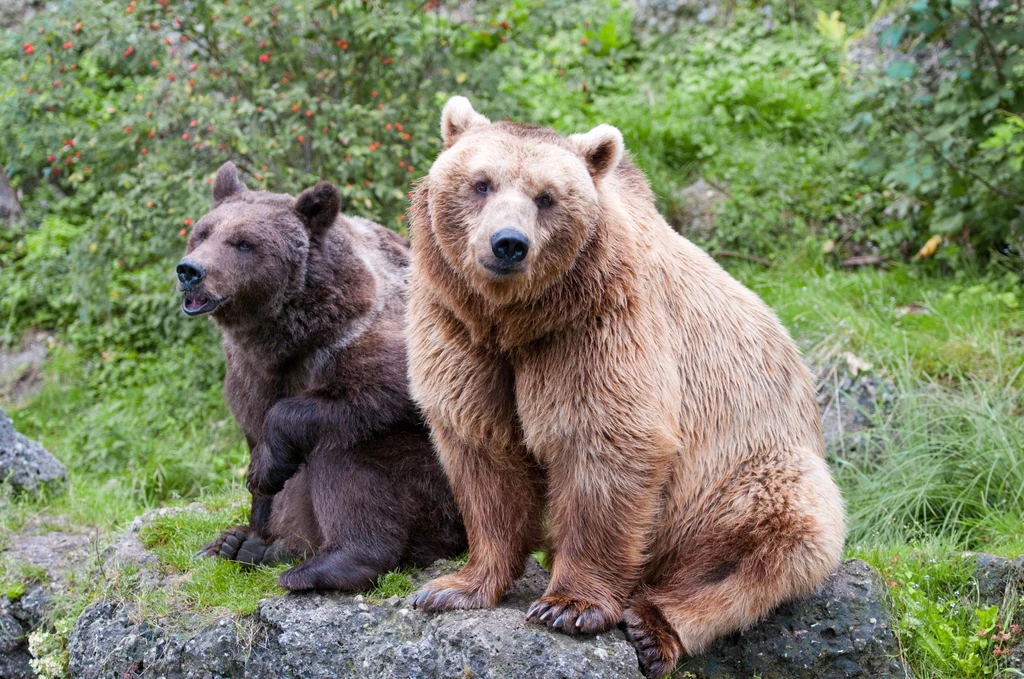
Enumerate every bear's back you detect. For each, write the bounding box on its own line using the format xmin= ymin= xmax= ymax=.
xmin=612 ymin=178 xmax=823 ymax=462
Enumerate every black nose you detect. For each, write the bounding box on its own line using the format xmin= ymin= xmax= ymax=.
xmin=490 ymin=229 xmax=530 ymax=264
xmin=176 ymin=260 xmax=206 ymax=287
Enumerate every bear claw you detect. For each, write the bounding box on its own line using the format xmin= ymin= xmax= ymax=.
xmin=410 ymin=575 xmax=494 ymax=611
xmin=620 ymin=604 xmax=683 ymax=679
xmin=195 ymin=526 xmax=287 ymax=567
xmin=525 ymin=594 xmax=617 ymax=636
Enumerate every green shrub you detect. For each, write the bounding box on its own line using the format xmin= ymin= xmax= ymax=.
xmin=845 ymin=0 xmax=1024 ymax=264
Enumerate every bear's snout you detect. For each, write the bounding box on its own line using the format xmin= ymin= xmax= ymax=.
xmin=490 ymin=229 xmax=530 ymax=266
xmin=177 ymin=259 xmax=207 ymax=289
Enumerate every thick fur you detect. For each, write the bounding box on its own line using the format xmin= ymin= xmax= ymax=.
xmin=406 ymin=99 xmax=845 ymax=676
xmin=180 ymin=162 xmax=466 ymax=591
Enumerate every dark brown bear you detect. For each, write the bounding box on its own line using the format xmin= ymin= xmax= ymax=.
xmin=177 ymin=162 xmax=466 ymax=591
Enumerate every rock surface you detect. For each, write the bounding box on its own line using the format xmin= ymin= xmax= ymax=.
xmin=672 ymin=177 xmax=727 ymax=242
xmin=0 ymin=407 xmax=67 ymax=495
xmin=972 ymin=553 xmax=1024 ymax=670
xmin=67 ymin=539 xmax=908 ymax=679
xmin=0 ymin=166 xmax=22 ymax=224
xmin=813 ymin=355 xmax=894 ymax=457
xmin=0 ymin=332 xmax=48 ymax=404
xmin=1 ymin=518 xmax=94 ymax=679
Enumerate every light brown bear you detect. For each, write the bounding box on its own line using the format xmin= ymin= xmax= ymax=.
xmin=407 ymin=97 xmax=846 ymax=677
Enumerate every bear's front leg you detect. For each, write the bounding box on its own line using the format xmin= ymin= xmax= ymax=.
xmin=407 ymin=307 xmax=544 ymax=612
xmin=410 ymin=422 xmax=545 ymax=611
xmin=519 ymin=324 xmax=678 ymax=636
xmin=525 ymin=441 xmax=670 ymax=635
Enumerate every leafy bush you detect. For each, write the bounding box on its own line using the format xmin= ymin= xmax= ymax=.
xmin=846 ymin=0 xmax=1024 ymax=264
xmin=0 ymin=0 xmax=475 ymax=354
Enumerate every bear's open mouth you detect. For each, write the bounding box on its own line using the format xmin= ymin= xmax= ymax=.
xmin=182 ymin=291 xmax=223 ymax=316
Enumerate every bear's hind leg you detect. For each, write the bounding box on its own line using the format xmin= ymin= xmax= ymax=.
xmin=621 ymin=490 xmax=843 ymax=678
xmin=278 ymin=443 xmax=405 ymax=592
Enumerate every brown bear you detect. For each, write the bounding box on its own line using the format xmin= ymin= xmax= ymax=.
xmin=177 ymin=162 xmax=466 ymax=591
xmin=406 ymin=98 xmax=845 ymax=677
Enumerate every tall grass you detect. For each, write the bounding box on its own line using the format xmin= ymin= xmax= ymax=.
xmin=841 ymin=370 xmax=1024 ymax=554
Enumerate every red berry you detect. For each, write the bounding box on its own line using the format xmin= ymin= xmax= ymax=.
xmin=306 ymin=110 xmax=313 ymax=117
xmin=184 ymin=218 xmax=193 ymax=226
xmin=297 ymin=135 xmax=304 ymax=142
xmin=74 ymin=21 xmax=82 ymax=31
xmin=182 ymin=132 xmax=189 ymax=139
xmin=124 ymin=46 xmax=134 ymax=57
xmin=180 ymin=229 xmax=187 ymax=237
xmin=259 ymin=53 xmax=270 ymax=63
xmin=63 ymin=41 xmax=72 ymax=49
xmin=124 ymin=126 xmax=132 ymax=133
xmin=190 ymin=120 xmax=197 ymax=127
xmin=47 ymin=154 xmax=55 ymax=162
xmin=141 ymin=147 xmax=148 ymax=154
xmin=243 ymin=14 xmax=250 ymax=22
xmin=152 ymin=59 xmax=159 ymax=67
xmin=22 ymin=43 xmax=34 ymax=55
xmin=580 ymin=37 xmax=588 ymax=45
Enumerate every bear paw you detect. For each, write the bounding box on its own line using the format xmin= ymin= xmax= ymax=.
xmin=525 ymin=594 xmax=619 ymax=636
xmin=195 ymin=526 xmax=286 ymax=567
xmin=620 ymin=603 xmax=683 ymax=679
xmin=409 ymin=574 xmax=497 ymax=611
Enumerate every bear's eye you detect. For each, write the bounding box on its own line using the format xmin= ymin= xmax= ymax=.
xmin=535 ymin=192 xmax=553 ymax=209
xmin=235 ymin=240 xmax=252 ymax=252
xmin=474 ymin=180 xmax=491 ymax=196
xmin=196 ymin=230 xmax=209 ymax=242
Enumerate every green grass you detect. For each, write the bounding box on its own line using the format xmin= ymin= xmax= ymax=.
xmin=1 ymin=254 xmax=1022 ymax=678
xmin=856 ymin=545 xmax=1019 ymax=679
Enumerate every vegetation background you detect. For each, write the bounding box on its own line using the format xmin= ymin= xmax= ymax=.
xmin=0 ymin=0 xmax=1022 ymax=676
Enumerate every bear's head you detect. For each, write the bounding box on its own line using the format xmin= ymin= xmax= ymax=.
xmin=416 ymin=96 xmax=624 ymax=304
xmin=176 ymin=162 xmax=341 ymax=326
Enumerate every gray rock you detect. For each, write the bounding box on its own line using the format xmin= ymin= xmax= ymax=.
xmin=971 ymin=553 xmax=1024 ymax=671
xmin=0 ymin=587 xmax=51 ymax=679
xmin=1 ymin=519 xmax=95 ymax=679
xmin=67 ymin=556 xmax=907 ymax=679
xmin=973 ymin=552 xmax=1023 ymax=608
xmin=677 ymin=560 xmax=908 ymax=678
xmin=0 ymin=166 xmax=22 ymax=224
xmin=671 ymin=178 xmax=727 ymax=241
xmin=629 ymin=0 xmax=729 ymax=33
xmin=0 ymin=408 xmax=67 ymax=495
xmin=0 ymin=332 xmax=48 ymax=404
xmin=813 ymin=358 xmax=895 ymax=458
xmin=0 ymin=603 xmax=33 ymax=679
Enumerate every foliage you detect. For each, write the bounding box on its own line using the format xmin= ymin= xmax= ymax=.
xmin=138 ymin=503 xmax=289 ymax=613
xmin=2 ymin=1 xmax=1024 ymax=676
xmin=0 ymin=0 xmax=472 ymax=354
xmin=859 ymin=548 xmax=1020 ymax=678
xmin=845 ymin=0 xmax=1024 ymax=264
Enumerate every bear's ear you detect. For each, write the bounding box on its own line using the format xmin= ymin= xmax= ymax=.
xmin=212 ymin=161 xmax=247 ymax=205
xmin=568 ymin=124 xmax=624 ymax=182
xmin=295 ymin=181 xmax=341 ymax=238
xmin=440 ymin=96 xmax=490 ymax=149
